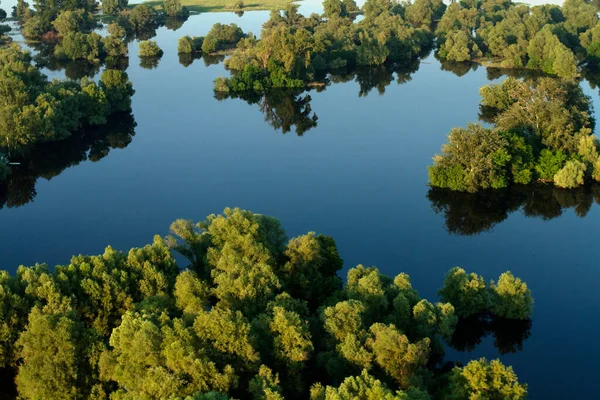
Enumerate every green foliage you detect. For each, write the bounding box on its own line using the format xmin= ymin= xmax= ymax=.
xmin=130 ymin=4 xmax=159 ymax=31
xmin=535 ymin=149 xmax=567 ymax=180
xmin=554 ymin=160 xmax=587 ymax=188
xmin=15 ymin=308 xmax=91 ymax=400
xmin=202 ymin=23 xmax=245 ymax=53
xmin=490 ymin=272 xmax=533 ymax=320
xmin=444 ymin=358 xmax=527 ymax=399
xmin=323 ymin=0 xmax=348 ymax=19
xmin=526 ymin=27 xmax=577 ymax=78
xmin=103 ymin=0 xmax=128 ymax=15
xmin=438 ymin=267 xmax=490 ymax=318
xmin=0 ymin=208 xmax=532 ymax=399
xmin=227 ymin=0 xmax=245 ymax=11
xmin=434 ymin=77 xmax=596 ymax=192
xmin=55 ymin=32 xmax=104 ymax=62
xmin=164 ymin=0 xmax=189 ymax=17
xmin=429 ymin=124 xmax=510 ymax=192
xmin=138 ymin=40 xmax=164 ymax=57
xmin=438 ymin=30 xmax=482 ymax=62
xmin=178 ymin=35 xmax=204 ymax=53
xmin=405 ymin=0 xmax=446 ymax=30
xmin=0 ymin=45 xmax=134 ymax=151
xmin=52 ymin=9 xmax=93 ymax=37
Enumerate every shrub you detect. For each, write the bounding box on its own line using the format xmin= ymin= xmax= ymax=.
xmin=535 ymin=149 xmax=567 ymax=180
xmin=438 ymin=267 xmax=490 ymax=318
xmin=554 ymin=160 xmax=586 ymax=188
xmin=227 ymin=0 xmax=244 ymax=10
xmin=178 ymin=35 xmax=203 ymax=53
xmin=138 ymin=40 xmax=163 ymax=57
xmin=490 ymin=272 xmax=533 ymax=320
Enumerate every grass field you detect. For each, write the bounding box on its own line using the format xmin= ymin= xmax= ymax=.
xmin=141 ymin=0 xmax=298 ymax=14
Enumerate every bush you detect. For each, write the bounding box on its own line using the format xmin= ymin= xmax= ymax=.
xmin=55 ymin=32 xmax=104 ymax=62
xmin=535 ymin=149 xmax=567 ymax=180
xmin=428 ymin=124 xmax=510 ymax=192
xmin=164 ymin=0 xmax=189 ymax=17
xmin=554 ymin=160 xmax=586 ymax=188
xmin=490 ymin=272 xmax=533 ymax=320
xmin=227 ymin=0 xmax=244 ymax=10
xmin=138 ymin=40 xmax=163 ymax=57
xmin=178 ymin=35 xmax=203 ymax=53
xmin=438 ymin=267 xmax=490 ymax=318
xmin=202 ymin=23 xmax=244 ymax=53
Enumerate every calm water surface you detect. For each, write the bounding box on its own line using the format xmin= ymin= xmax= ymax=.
xmin=1 ymin=2 xmax=599 ymax=398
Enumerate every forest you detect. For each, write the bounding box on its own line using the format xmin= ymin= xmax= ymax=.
xmin=0 ymin=208 xmax=534 ymax=399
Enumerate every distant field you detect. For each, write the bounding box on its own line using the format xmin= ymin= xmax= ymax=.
xmin=141 ymin=0 xmax=298 ymax=13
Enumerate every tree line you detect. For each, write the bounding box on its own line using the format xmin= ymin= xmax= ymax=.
xmin=0 ymin=208 xmax=533 ymax=399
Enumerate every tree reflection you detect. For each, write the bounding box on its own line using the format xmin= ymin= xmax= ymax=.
xmin=213 ymin=62 xmax=422 ymax=135
xmin=216 ymin=90 xmax=318 ymax=136
xmin=428 ymin=184 xmax=600 ymax=236
xmin=450 ymin=314 xmax=532 ymax=355
xmin=139 ymin=56 xmax=162 ymax=69
xmin=0 ymin=113 xmax=136 ymax=209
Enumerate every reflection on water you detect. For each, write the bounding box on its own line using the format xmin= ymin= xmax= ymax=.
xmin=0 ymin=113 xmax=136 ymax=210
xmin=428 ymin=184 xmax=600 ymax=235
xmin=213 ymin=61 xmax=423 ymax=135
xmin=450 ymin=314 xmax=532 ymax=355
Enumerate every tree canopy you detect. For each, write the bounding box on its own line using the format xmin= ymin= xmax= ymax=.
xmin=0 ymin=208 xmax=530 ymax=399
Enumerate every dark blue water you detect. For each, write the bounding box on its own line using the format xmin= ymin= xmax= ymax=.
xmin=1 ymin=2 xmax=600 ymax=398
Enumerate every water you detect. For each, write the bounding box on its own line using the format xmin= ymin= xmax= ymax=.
xmin=1 ymin=2 xmax=600 ymax=398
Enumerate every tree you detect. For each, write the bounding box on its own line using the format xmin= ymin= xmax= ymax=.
xmin=367 ymin=323 xmax=430 ymax=388
xmin=138 ymin=40 xmax=163 ymax=57
xmin=554 ymin=160 xmax=587 ymax=188
xmin=438 ymin=29 xmax=482 ymax=62
xmin=164 ymin=0 xmax=188 ymax=18
xmin=54 ymin=32 xmax=104 ymax=62
xmin=16 ymin=308 xmax=92 ymax=400
xmin=103 ymin=0 xmax=128 ymax=15
xmin=405 ymin=0 xmax=446 ymax=30
xmin=438 ymin=267 xmax=490 ymax=318
xmin=130 ymin=4 xmax=159 ymax=30
xmin=52 ymin=9 xmax=93 ymax=37
xmin=490 ymin=272 xmax=533 ymax=320
xmin=323 ymin=0 xmax=348 ymax=19
xmin=99 ymin=69 xmax=135 ymax=113
xmin=444 ymin=358 xmax=527 ymax=399
xmin=428 ymin=124 xmax=511 ymax=192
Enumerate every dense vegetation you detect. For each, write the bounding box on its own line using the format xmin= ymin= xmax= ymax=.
xmin=429 ymin=77 xmax=599 ymax=191
xmin=433 ymin=0 xmax=600 ymax=78
xmin=214 ymin=2 xmax=433 ymax=92
xmin=0 ymin=208 xmax=532 ymax=399
xmin=209 ymin=0 xmax=600 ymax=92
xmin=0 ymin=45 xmax=134 ymax=153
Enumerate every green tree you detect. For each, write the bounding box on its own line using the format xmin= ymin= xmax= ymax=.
xmin=99 ymin=69 xmax=135 ymax=113
xmin=367 ymin=323 xmax=430 ymax=388
xmin=438 ymin=267 xmax=490 ymax=318
xmin=16 ymin=308 xmax=92 ymax=400
xmin=164 ymin=0 xmax=188 ymax=17
xmin=554 ymin=160 xmax=587 ymax=188
xmin=103 ymin=0 xmax=129 ymax=15
xmin=52 ymin=9 xmax=93 ymax=37
xmin=323 ymin=0 xmax=348 ymax=19
xmin=428 ymin=124 xmax=511 ymax=192
xmin=138 ymin=40 xmax=163 ymax=57
xmin=444 ymin=358 xmax=527 ymax=400
xmin=490 ymin=272 xmax=533 ymax=320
